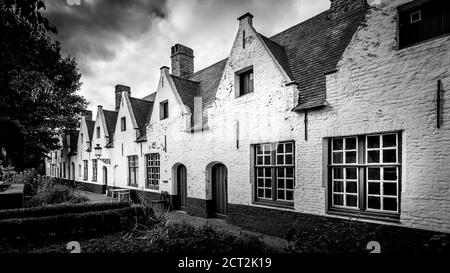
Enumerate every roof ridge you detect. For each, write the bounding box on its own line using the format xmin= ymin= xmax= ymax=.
xmin=102 ymin=109 xmax=118 ymax=113
xmin=190 ymin=58 xmax=228 ymax=78
xmin=129 ymin=96 xmax=154 ymax=103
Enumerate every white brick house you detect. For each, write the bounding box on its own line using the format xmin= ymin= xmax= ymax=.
xmin=46 ymin=0 xmax=450 ymax=234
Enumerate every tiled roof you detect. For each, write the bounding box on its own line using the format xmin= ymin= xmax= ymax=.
xmin=142 ymin=92 xmax=157 ymax=102
xmin=170 ymin=58 xmax=228 ymax=129
xmin=269 ymin=7 xmax=369 ymax=110
xmin=86 ymin=120 xmax=95 ymax=141
xmin=258 ymin=34 xmax=294 ymax=80
xmin=102 ymin=109 xmax=118 ymax=145
xmin=129 ymin=97 xmax=153 ymax=138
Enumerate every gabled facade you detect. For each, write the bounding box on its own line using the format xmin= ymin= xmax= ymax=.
xmin=47 ymin=0 xmax=450 ymax=234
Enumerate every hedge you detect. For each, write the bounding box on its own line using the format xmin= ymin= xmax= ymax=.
xmin=0 ymin=206 xmax=147 ymax=239
xmin=0 ymin=202 xmax=130 ymax=220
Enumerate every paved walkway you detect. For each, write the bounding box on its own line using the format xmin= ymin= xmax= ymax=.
xmin=166 ymin=210 xmax=290 ymax=252
xmin=82 ymin=191 xmax=118 ymax=204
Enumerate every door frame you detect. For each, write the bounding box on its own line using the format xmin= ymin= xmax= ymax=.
xmin=173 ymin=164 xmax=187 ymax=211
xmin=211 ymin=163 xmax=228 ymax=218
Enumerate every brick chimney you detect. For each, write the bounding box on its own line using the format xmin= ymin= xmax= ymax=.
xmin=171 ymin=44 xmax=194 ymax=78
xmin=329 ymin=0 xmax=367 ymax=19
xmin=115 ymin=84 xmax=131 ymax=112
xmin=237 ymin=12 xmax=253 ymax=27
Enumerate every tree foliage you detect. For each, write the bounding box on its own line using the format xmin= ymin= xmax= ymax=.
xmin=0 ymin=0 xmax=87 ymax=169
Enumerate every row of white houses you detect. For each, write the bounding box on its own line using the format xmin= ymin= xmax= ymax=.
xmin=47 ymin=0 xmax=450 ymax=233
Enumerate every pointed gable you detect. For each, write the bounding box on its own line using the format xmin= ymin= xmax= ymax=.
xmin=268 ymin=8 xmax=369 ymax=110
xmin=129 ymin=97 xmax=153 ymax=137
xmin=85 ymin=120 xmax=95 ymax=141
xmin=102 ymin=109 xmax=118 ymax=139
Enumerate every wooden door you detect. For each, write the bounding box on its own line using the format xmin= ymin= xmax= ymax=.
xmin=176 ymin=165 xmax=187 ymax=210
xmin=212 ymin=164 xmax=227 ymax=216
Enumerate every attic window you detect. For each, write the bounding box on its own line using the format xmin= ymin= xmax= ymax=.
xmin=121 ymin=117 xmax=126 ymax=131
xmin=160 ymin=100 xmax=169 ymax=120
xmin=237 ymin=68 xmax=254 ymax=97
xmin=398 ymin=0 xmax=450 ymax=49
xmin=243 ymin=30 xmax=246 ymax=49
xmin=96 ymin=126 xmax=100 ymax=138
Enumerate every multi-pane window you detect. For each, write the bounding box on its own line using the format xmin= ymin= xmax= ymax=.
xmin=238 ymin=69 xmax=254 ymax=96
xmin=255 ymin=141 xmax=294 ymax=205
xmin=128 ymin=155 xmax=138 ymax=186
xmin=329 ymin=132 xmax=401 ymax=216
xmin=399 ymin=0 xmax=450 ymax=49
xmin=92 ymin=159 xmax=98 ymax=182
xmin=160 ymin=100 xmax=169 ymax=120
xmin=121 ymin=117 xmax=126 ymax=131
xmin=83 ymin=160 xmax=88 ymax=181
xmin=145 ymin=153 xmax=160 ymax=188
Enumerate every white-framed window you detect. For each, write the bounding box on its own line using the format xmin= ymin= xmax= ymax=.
xmin=329 ymin=132 xmax=401 ymax=216
xmin=145 ymin=153 xmax=160 ymax=188
xmin=255 ymin=141 xmax=294 ymax=205
xmin=128 ymin=155 xmax=138 ymax=186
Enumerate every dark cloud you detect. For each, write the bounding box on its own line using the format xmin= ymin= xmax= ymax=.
xmin=43 ymin=0 xmax=167 ymax=74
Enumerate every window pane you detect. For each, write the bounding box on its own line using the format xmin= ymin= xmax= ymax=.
xmin=277 ymin=144 xmax=284 ymax=153
xmin=346 ymin=181 xmax=358 ymax=193
xmin=367 ymin=151 xmax=380 ymax=163
xmin=383 ymin=183 xmax=397 ymax=196
xmin=333 ymin=194 xmax=344 ymax=206
xmin=256 ymin=145 xmax=262 ymax=155
xmin=346 ymin=167 xmax=357 ymax=179
xmin=368 ymin=182 xmax=380 ymax=194
xmin=333 ymin=152 xmax=343 ymax=164
xmin=345 ymin=151 xmax=357 ymax=164
xmin=345 ymin=138 xmax=356 ymax=150
xmin=333 ymin=168 xmax=343 ymax=179
xmin=346 ymin=195 xmax=358 ymax=207
xmin=265 ymin=179 xmax=271 ymax=187
xmin=277 ymin=179 xmax=284 ymax=188
xmin=383 ymin=149 xmax=396 ymax=163
xmin=383 ymin=167 xmax=397 ymax=180
xmin=277 ymin=191 xmax=285 ymax=200
xmin=368 ymin=196 xmax=381 ymax=210
xmin=286 ymin=179 xmax=294 ymax=189
xmin=258 ymin=189 xmax=264 ymax=198
xmin=285 ymin=143 xmax=293 ymax=153
xmin=367 ymin=135 xmax=379 ymax=148
xmin=286 ymin=191 xmax=293 ymax=201
xmin=264 ymin=156 xmax=271 ymax=165
xmin=332 ymin=139 xmax=343 ymax=150
xmin=368 ymin=168 xmax=380 ymax=180
xmin=257 ymin=156 xmax=263 ymax=165
xmin=277 ymin=168 xmax=284 ymax=177
xmin=382 ymin=134 xmax=396 ymax=147
xmin=285 ymin=154 xmax=293 ymax=165
xmin=383 ymin=197 xmax=397 ymax=211
xmin=286 ymin=168 xmax=294 ymax=178
xmin=265 ymin=189 xmax=271 ymax=198
xmin=333 ymin=181 xmax=344 ymax=193
xmin=277 ymin=155 xmax=284 ymax=165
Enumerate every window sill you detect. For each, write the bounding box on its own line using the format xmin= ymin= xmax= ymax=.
xmin=128 ymin=184 xmax=138 ymax=188
xmin=253 ymin=200 xmax=294 ymax=210
xmin=146 ymin=185 xmax=159 ymax=190
xmin=398 ymin=33 xmax=450 ymax=51
xmin=326 ymin=208 xmax=400 ymax=223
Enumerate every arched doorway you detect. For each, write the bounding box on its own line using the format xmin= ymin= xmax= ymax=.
xmin=102 ymin=166 xmax=108 ymax=194
xmin=174 ymin=164 xmax=187 ymax=210
xmin=211 ymin=163 xmax=228 ymax=217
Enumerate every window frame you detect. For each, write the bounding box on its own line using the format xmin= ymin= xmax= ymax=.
xmin=128 ymin=155 xmax=138 ymax=187
xmin=96 ymin=126 xmax=100 ymax=138
xmin=253 ymin=141 xmax=295 ymax=208
xmin=327 ymin=132 xmax=402 ymax=220
xmin=160 ymin=100 xmax=169 ymax=120
xmin=121 ymin=117 xmax=126 ymax=131
xmin=92 ymin=159 xmax=98 ymax=182
xmin=145 ymin=153 xmax=160 ymax=189
xmin=398 ymin=0 xmax=450 ymax=49
xmin=83 ymin=160 xmax=88 ymax=181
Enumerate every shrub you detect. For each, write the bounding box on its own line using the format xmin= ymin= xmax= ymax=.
xmin=0 ymin=206 xmax=148 ymax=240
xmin=25 ymin=181 xmax=89 ymax=207
xmin=0 ymin=202 xmax=130 ymax=220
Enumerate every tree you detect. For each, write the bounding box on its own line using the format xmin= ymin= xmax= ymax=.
xmin=0 ymin=0 xmax=87 ymax=170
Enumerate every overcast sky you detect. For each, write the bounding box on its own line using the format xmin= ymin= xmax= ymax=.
xmin=43 ymin=0 xmax=330 ymax=112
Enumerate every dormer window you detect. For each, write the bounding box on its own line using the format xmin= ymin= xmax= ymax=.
xmin=121 ymin=117 xmax=126 ymax=131
xmin=237 ymin=68 xmax=254 ymax=97
xmin=398 ymin=0 xmax=450 ymax=49
xmin=96 ymin=126 xmax=100 ymax=138
xmin=160 ymin=100 xmax=169 ymax=120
